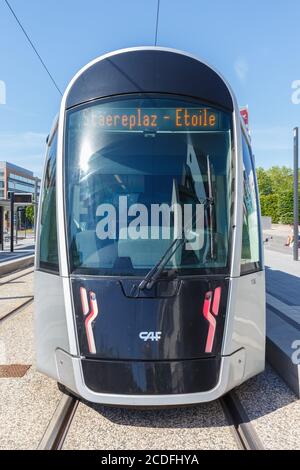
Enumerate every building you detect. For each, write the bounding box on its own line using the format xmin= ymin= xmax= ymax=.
xmin=0 ymin=161 xmax=41 ymax=200
xmin=0 ymin=162 xmax=41 ymax=237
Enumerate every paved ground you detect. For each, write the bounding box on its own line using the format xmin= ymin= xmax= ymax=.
xmin=0 ymin=301 xmax=61 ymax=450
xmin=264 ymin=249 xmax=300 ymax=313
xmin=236 ymin=365 xmax=300 ymax=450
xmin=264 ymin=223 xmax=300 ymax=256
xmin=0 ymin=236 xmax=35 ymax=264
xmin=63 ymin=400 xmax=239 ymax=450
xmin=0 ymin=270 xmax=33 ymax=320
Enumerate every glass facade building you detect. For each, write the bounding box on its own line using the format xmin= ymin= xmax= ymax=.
xmin=0 ymin=161 xmax=41 ymax=201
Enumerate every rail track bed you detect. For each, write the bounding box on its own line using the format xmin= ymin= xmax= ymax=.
xmin=0 ymin=267 xmax=34 ymax=322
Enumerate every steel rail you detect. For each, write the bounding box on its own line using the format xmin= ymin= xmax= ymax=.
xmin=220 ymin=390 xmax=264 ymax=450
xmin=38 ymin=394 xmax=79 ymax=450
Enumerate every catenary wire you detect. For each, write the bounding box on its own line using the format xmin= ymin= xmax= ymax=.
xmin=4 ymin=0 xmax=62 ymax=96
xmin=154 ymin=0 xmax=160 ymax=46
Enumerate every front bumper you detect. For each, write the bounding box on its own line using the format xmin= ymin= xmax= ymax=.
xmin=55 ymin=348 xmax=246 ymax=406
xmin=81 ymin=357 xmax=221 ymax=395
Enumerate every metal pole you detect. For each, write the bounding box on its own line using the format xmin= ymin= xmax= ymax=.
xmin=293 ymin=127 xmax=299 ymax=261
xmin=0 ymin=206 xmax=3 ymax=251
xmin=34 ymin=178 xmax=38 ymax=239
xmin=15 ymin=208 xmax=18 ymax=246
xmin=10 ymin=192 xmax=14 ymax=252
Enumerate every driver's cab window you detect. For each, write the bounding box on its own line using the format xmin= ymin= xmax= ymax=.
xmin=241 ymin=132 xmax=261 ymax=274
xmin=39 ymin=131 xmax=59 ymax=272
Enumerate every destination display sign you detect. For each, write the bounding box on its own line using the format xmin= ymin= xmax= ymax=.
xmin=80 ymin=107 xmax=226 ymax=132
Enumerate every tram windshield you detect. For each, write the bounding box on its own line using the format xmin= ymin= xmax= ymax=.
xmin=65 ymin=95 xmax=233 ymax=276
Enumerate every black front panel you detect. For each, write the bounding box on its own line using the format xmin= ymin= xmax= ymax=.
xmin=72 ymin=277 xmax=229 ymax=361
xmin=66 ymin=49 xmax=233 ymax=111
xmin=82 ymin=357 xmax=221 ymax=395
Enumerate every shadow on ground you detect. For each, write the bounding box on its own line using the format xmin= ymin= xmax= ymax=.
xmin=265 ymin=265 xmax=300 ymax=306
xmin=79 ymin=364 xmax=298 ymax=429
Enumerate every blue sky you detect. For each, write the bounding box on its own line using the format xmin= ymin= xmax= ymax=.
xmin=0 ymin=0 xmax=299 ymax=176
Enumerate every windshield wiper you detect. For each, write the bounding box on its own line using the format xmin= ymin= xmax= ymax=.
xmin=136 ymin=198 xmax=214 ymax=293
xmin=207 ymin=155 xmax=216 ymax=260
xmin=138 ymin=237 xmax=185 ymax=291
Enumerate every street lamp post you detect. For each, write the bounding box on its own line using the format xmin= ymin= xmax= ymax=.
xmin=293 ymin=127 xmax=299 ymax=261
xmin=10 ymin=191 xmax=14 ymax=253
xmin=0 ymin=206 xmax=3 ymax=251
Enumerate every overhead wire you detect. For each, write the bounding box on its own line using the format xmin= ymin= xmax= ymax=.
xmin=154 ymin=0 xmax=160 ymax=46
xmin=4 ymin=0 xmax=62 ymax=96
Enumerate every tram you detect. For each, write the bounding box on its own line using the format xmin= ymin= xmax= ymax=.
xmin=34 ymin=47 xmax=265 ymax=406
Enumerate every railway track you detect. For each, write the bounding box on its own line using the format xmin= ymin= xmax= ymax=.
xmin=220 ymin=390 xmax=263 ymax=450
xmin=0 ymin=268 xmax=34 ymax=286
xmin=0 ymin=297 xmax=34 ymax=323
xmin=37 ymin=395 xmax=79 ymax=450
xmin=38 ymin=390 xmax=263 ymax=450
xmin=0 ymin=267 xmax=34 ymax=322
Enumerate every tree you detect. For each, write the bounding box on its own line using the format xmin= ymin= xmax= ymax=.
xmin=277 ymin=190 xmax=300 ymax=224
xmin=25 ymin=205 xmax=34 ymax=225
xmin=257 ymin=166 xmax=300 ymax=224
xmin=267 ymin=166 xmax=293 ymax=193
xmin=256 ymin=167 xmax=272 ymax=195
xmin=260 ymin=193 xmax=280 ymax=223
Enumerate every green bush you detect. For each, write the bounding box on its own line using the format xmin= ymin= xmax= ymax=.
xmin=260 ymin=193 xmax=280 ymax=223
xmin=257 ymin=166 xmax=300 ymax=225
xmin=257 ymin=167 xmax=272 ymax=195
xmin=277 ymin=190 xmax=299 ymax=224
xmin=25 ymin=205 xmax=34 ymax=224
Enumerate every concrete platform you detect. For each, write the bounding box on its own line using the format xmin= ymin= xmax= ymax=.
xmin=264 ymin=248 xmax=300 ymax=397
xmin=0 ymin=254 xmax=34 ymax=277
xmin=0 ymin=239 xmax=35 ymax=278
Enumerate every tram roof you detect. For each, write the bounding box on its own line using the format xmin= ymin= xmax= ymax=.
xmin=65 ymin=47 xmax=234 ymax=112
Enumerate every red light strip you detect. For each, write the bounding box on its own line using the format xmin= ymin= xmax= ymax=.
xmin=80 ymin=287 xmax=89 ymax=316
xmin=84 ymin=292 xmax=99 ymax=354
xmin=212 ymin=287 xmax=221 ymax=316
xmin=202 ymin=287 xmax=221 ymax=353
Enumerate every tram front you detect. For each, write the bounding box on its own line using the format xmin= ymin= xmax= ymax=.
xmin=36 ymin=48 xmax=265 ymax=406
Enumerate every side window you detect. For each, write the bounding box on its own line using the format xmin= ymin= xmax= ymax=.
xmin=39 ymin=132 xmax=59 ymax=272
xmin=241 ymin=133 xmax=261 ymax=274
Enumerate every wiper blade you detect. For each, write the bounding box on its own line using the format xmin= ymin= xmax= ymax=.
xmin=138 ymin=237 xmax=185 ymax=291
xmin=207 ymin=155 xmax=216 ymax=260
xmin=137 ymin=198 xmax=214 ymax=292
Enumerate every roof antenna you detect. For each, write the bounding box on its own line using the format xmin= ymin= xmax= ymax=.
xmin=154 ymin=0 xmax=160 ymax=46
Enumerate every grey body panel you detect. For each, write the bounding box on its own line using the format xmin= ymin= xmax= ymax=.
xmin=34 ymin=271 xmax=70 ymax=379
xmin=222 ymin=271 xmax=266 ymax=378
